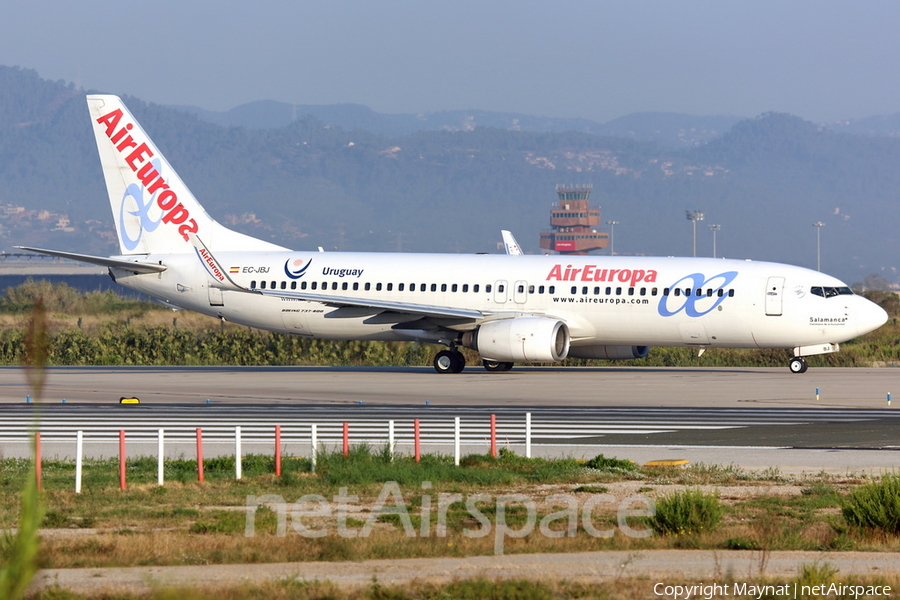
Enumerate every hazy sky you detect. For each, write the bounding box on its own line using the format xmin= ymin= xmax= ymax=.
xmin=3 ymin=1 xmax=900 ymax=123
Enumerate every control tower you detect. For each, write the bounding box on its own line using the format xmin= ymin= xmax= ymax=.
xmin=538 ymin=185 xmax=609 ymax=255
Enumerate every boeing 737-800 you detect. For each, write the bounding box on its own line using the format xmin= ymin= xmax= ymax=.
xmin=18 ymin=96 xmax=889 ymax=373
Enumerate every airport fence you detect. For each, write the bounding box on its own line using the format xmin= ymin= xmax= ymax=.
xmin=24 ymin=413 xmax=534 ymax=493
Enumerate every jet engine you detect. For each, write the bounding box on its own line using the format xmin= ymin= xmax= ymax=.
xmin=462 ymin=317 xmax=570 ymax=363
xmin=566 ymin=345 xmax=650 ymax=360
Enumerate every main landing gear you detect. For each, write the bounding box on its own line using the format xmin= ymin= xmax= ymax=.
xmin=789 ymin=356 xmax=808 ymax=374
xmin=432 ymin=351 xmax=516 ymax=373
xmin=433 ymin=350 xmax=466 ymax=373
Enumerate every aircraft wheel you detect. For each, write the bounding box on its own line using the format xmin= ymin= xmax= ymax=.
xmin=483 ymin=359 xmax=514 ymax=372
xmin=434 ymin=350 xmax=465 ymax=374
xmin=789 ymin=356 xmax=808 ymax=374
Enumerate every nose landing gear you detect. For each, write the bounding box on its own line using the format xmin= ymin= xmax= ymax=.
xmin=789 ymin=356 xmax=808 ymax=374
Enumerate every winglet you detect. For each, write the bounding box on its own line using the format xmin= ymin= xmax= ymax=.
xmin=501 ymin=230 xmax=522 ymax=255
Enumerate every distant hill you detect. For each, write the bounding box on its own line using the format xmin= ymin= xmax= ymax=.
xmin=174 ymin=100 xmax=743 ymax=149
xmin=1 ymin=65 xmax=899 ymax=285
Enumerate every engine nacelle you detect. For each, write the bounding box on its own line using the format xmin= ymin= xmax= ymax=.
xmin=567 ymin=345 xmax=650 ymax=360
xmin=462 ymin=317 xmax=570 ymax=363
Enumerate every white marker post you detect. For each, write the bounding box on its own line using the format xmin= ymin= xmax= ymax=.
xmin=388 ymin=419 xmax=395 ymax=461
xmin=157 ymin=429 xmax=164 ymax=486
xmin=75 ymin=430 xmax=83 ymax=494
xmin=454 ymin=416 xmax=461 ymax=466
xmin=235 ymin=425 xmax=242 ymax=480
xmin=310 ymin=423 xmax=317 ymax=473
xmin=525 ymin=412 xmax=532 ymax=459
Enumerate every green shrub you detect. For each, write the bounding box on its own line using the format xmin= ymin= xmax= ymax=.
xmin=843 ymin=474 xmax=900 ymax=533
xmin=647 ymin=488 xmax=722 ymax=536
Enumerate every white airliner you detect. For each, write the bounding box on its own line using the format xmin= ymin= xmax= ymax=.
xmin=18 ymin=95 xmax=889 ymax=374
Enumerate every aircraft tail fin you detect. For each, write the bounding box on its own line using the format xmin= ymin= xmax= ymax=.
xmin=87 ymin=95 xmax=287 ymax=255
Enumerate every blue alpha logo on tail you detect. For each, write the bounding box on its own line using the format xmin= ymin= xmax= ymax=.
xmin=119 ymin=179 xmax=162 ymax=252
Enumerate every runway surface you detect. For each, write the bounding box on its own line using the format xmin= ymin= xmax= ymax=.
xmin=2 ymin=366 xmax=899 ymax=471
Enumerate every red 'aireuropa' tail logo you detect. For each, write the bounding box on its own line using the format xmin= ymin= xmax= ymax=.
xmin=97 ymin=108 xmax=199 ymax=243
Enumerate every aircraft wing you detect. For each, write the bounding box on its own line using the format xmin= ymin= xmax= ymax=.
xmin=14 ymin=246 xmax=167 ymax=274
xmin=255 ymin=288 xmax=486 ymax=320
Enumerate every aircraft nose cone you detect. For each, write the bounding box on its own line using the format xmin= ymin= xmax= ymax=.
xmin=859 ymin=297 xmax=889 ymax=334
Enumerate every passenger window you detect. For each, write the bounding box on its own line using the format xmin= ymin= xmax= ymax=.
xmin=332 ymin=282 xmax=338 ymax=290
xmin=593 ymin=286 xmax=600 ymax=295
xmin=280 ymin=281 xmax=287 ymax=290
xmin=365 ymin=283 xmax=371 ymax=291
xmin=581 ymin=286 xmax=588 ymax=294
xmin=398 ymin=283 xmax=405 ymax=291
xmin=486 ymin=284 xmax=492 ymax=293
xmin=420 ymin=284 xmax=426 ymax=292
xmin=353 ymin=282 xmax=359 ymax=291
xmin=571 ymin=286 xmax=577 ymax=294
xmin=311 ymin=282 xmax=317 ymax=290
xmin=674 ymin=289 xmax=680 ymax=297
xmin=518 ymin=285 xmax=525 ymax=293
xmin=291 ymin=282 xmax=297 ymax=290
xmin=376 ymin=283 xmax=382 ymax=291
xmin=549 ymin=286 xmax=555 ymax=294
xmin=528 ymin=285 xmax=534 ymax=294
xmin=538 ymin=285 xmax=544 ymax=294
xmin=717 ymin=289 xmax=723 ymax=297
xmin=605 ymin=286 xmax=612 ymax=295
xmin=301 ymin=281 xmax=307 ymax=290
xmin=452 ymin=284 xmax=458 ymax=292
xmin=616 ymin=287 xmax=622 ymax=295
xmin=706 ymin=289 xmax=713 ymax=297
xmin=441 ymin=284 xmax=447 ymax=292
xmin=474 ymin=284 xmax=480 ymax=293
xmin=498 ymin=284 xmax=505 ymax=293
xmin=463 ymin=284 xmax=469 ymax=292
xmin=431 ymin=284 xmax=437 ymax=292
xmin=728 ymin=289 xmax=735 ymax=297
xmin=628 ymin=287 xmax=634 ymax=296
xmin=640 ymin=287 xmax=646 ymax=296
xmin=651 ymin=288 xmax=658 ymax=296
xmin=387 ymin=283 xmax=393 ymax=291
xmin=663 ymin=288 xmax=670 ymax=296
xmin=251 ymin=280 xmax=257 ymax=288
xmin=695 ymin=289 xmax=702 ymax=297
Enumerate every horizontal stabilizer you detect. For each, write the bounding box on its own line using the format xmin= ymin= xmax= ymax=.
xmin=14 ymin=246 xmax=167 ymax=274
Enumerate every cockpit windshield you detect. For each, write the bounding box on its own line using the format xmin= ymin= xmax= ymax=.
xmin=810 ymin=286 xmax=853 ymax=298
